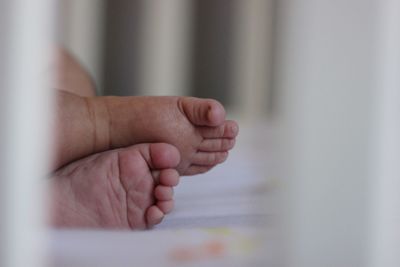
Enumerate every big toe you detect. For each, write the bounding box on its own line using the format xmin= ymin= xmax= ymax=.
xmin=133 ymin=143 xmax=181 ymax=170
xmin=179 ymin=97 xmax=226 ymax=127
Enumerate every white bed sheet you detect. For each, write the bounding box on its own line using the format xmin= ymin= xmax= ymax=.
xmin=50 ymin=124 xmax=275 ymax=267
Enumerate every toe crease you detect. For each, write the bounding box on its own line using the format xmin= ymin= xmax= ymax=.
xmin=116 ymin=152 xmax=134 ymax=229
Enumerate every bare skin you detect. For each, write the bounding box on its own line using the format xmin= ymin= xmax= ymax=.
xmin=51 ymin=47 xmax=96 ymax=97
xmin=49 ymin=48 xmax=238 ymax=228
xmin=50 ymin=143 xmax=180 ymax=229
xmin=52 ymin=49 xmax=239 ymax=175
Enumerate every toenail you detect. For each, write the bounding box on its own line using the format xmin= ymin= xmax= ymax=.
xmin=230 ymin=124 xmax=238 ymax=135
xmin=207 ymin=102 xmax=225 ymax=125
xmin=207 ymin=106 xmax=216 ymax=121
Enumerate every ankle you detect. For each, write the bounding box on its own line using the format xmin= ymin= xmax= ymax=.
xmin=85 ymin=96 xmax=112 ymax=153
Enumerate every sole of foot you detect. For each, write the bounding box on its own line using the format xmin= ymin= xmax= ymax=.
xmin=50 ymin=143 xmax=181 ymax=229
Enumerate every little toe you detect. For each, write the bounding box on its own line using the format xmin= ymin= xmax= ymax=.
xmin=146 ymin=206 xmax=164 ymax=227
xmin=154 ymin=185 xmax=174 ymax=201
xmin=179 ymin=97 xmax=226 ymax=127
xmin=157 ymin=200 xmax=174 ymax=214
xmin=199 ymin=120 xmax=239 ymax=139
xmin=198 ymin=138 xmax=236 ymax=152
xmin=192 ymin=151 xmax=228 ymax=166
xmin=158 ymin=169 xmax=180 ymax=186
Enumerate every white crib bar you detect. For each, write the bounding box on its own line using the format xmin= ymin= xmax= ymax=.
xmin=137 ymin=0 xmax=192 ymax=96
xmin=231 ymin=0 xmax=273 ymax=120
xmin=0 ymin=0 xmax=53 ymax=266
xmin=370 ymin=0 xmax=400 ymax=266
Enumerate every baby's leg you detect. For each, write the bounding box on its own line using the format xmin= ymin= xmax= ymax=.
xmin=52 ymin=90 xmax=108 ymax=169
xmin=49 ymin=143 xmax=180 ymax=229
xmin=51 ymin=47 xmax=96 ymax=97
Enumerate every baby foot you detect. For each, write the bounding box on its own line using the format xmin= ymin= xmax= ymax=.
xmin=49 ymin=143 xmax=180 ymax=229
xmin=90 ymin=96 xmax=239 ymax=175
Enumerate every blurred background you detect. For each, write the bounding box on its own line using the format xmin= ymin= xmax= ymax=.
xmin=1 ymin=0 xmax=399 ymax=266
xmin=59 ymin=0 xmax=272 ymax=122
xmin=58 ymin=1 xmax=400 ymax=266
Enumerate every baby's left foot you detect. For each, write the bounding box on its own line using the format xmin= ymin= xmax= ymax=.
xmin=91 ymin=96 xmax=239 ymax=175
xmin=54 ymin=93 xmax=238 ymax=175
xmin=49 ymin=143 xmax=180 ymax=229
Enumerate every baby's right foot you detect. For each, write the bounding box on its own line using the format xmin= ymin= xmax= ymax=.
xmin=91 ymin=96 xmax=239 ymax=175
xmin=50 ymin=143 xmax=180 ymax=229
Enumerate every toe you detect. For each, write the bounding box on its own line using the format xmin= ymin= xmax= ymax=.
xmin=159 ymin=169 xmax=180 ymax=186
xmin=179 ymin=97 xmax=226 ymax=127
xmin=198 ymin=138 xmax=236 ymax=152
xmin=184 ymin=165 xmax=214 ymax=176
xmin=135 ymin=143 xmax=180 ymax=169
xmin=146 ymin=206 xmax=164 ymax=227
xmin=198 ymin=120 xmax=239 ymax=139
xmin=157 ymin=200 xmax=174 ymax=214
xmin=149 ymin=143 xmax=181 ymax=168
xmin=120 ymin=143 xmax=180 ymax=171
xmin=192 ymin=151 xmax=228 ymax=166
xmin=154 ymin=185 xmax=174 ymax=201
